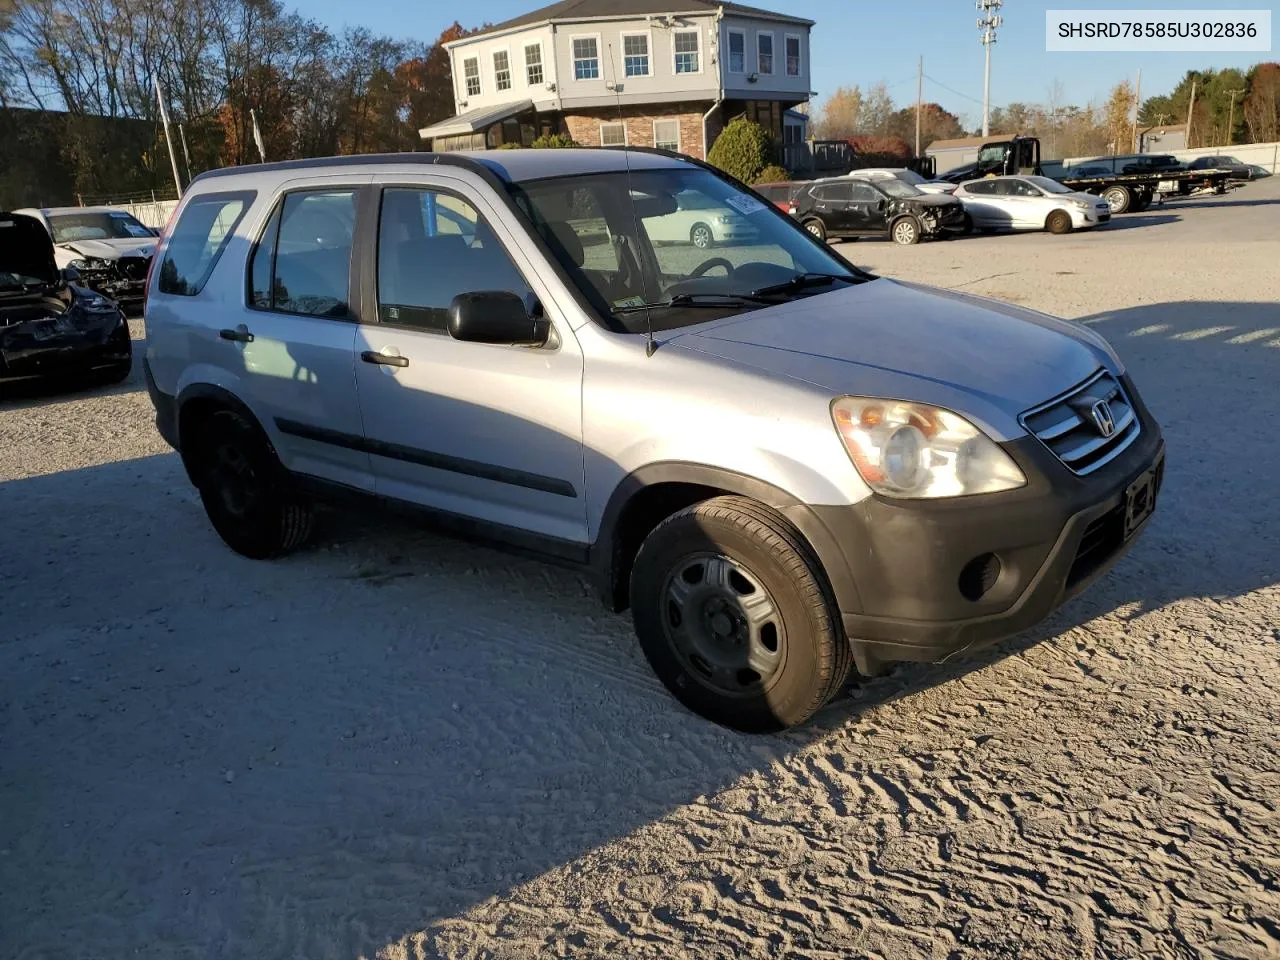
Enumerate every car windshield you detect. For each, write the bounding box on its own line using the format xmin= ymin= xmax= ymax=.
xmin=877 ymin=179 xmax=924 ymax=198
xmin=1025 ymin=176 xmax=1072 ymax=194
xmin=1224 ymin=156 xmax=1244 ymax=164
xmin=506 ymin=167 xmax=868 ymax=333
xmin=48 ymin=211 xmax=154 ymax=244
xmin=893 ymin=170 xmax=928 ymax=185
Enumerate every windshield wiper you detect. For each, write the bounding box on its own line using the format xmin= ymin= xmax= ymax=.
xmin=749 ymin=272 xmax=859 ymax=298
xmin=612 ymin=292 xmax=775 ymax=315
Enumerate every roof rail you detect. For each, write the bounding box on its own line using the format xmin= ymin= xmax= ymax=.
xmin=190 ymin=152 xmax=496 ymax=185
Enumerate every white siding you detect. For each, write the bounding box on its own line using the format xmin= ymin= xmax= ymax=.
xmin=720 ymin=16 xmax=810 ymax=99
xmin=448 ymin=26 xmax=558 ymax=113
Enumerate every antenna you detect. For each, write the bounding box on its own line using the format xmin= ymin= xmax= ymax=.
xmin=607 ymin=41 xmax=657 ymax=357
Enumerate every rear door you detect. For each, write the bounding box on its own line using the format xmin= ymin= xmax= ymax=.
xmin=846 ymin=181 xmax=886 ymax=234
xmin=353 ymin=172 xmax=588 ymax=545
xmin=810 ymin=182 xmax=853 ymax=234
xmin=958 ymin=179 xmax=998 ymax=225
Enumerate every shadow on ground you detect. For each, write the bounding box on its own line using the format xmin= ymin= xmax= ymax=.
xmin=1 ymin=302 xmax=1277 ymax=959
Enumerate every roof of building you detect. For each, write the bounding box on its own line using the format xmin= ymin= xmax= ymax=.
xmin=925 ymin=134 xmax=1016 ymax=152
xmin=192 ymin=148 xmax=693 ymax=186
xmin=1139 ymin=122 xmax=1187 ymax=134
xmin=419 ymin=100 xmax=534 ymax=139
xmin=460 ymin=0 xmax=813 ymax=41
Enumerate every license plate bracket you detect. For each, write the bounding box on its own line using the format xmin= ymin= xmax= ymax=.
xmin=1123 ymin=466 xmax=1159 ymax=540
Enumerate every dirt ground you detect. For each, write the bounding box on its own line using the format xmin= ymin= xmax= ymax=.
xmin=2 ymin=178 xmax=1279 ymax=960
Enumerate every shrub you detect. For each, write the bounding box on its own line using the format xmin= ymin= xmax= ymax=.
xmin=497 ymin=142 xmax=523 ymax=149
xmin=707 ymin=116 xmax=773 ymax=184
xmin=753 ymin=164 xmax=790 ymax=184
xmin=530 ymin=133 xmax=580 ymax=148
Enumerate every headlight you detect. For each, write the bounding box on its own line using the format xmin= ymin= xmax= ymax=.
xmin=78 ymin=292 xmax=117 ymax=313
xmin=67 ymin=258 xmax=89 ymax=270
xmin=714 ymin=214 xmax=735 ymax=224
xmin=1070 ymin=198 xmax=1092 ymax=210
xmin=831 ymin=397 xmax=1026 ymax=499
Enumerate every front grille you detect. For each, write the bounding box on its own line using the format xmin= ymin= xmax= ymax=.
xmin=1067 ymin=504 xmax=1124 ymax=588
xmin=116 ymin=256 xmax=151 ymax=281
xmin=1020 ymin=369 xmax=1141 ymax=476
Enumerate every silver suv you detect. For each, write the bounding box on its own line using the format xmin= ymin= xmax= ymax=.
xmin=143 ymin=149 xmax=1165 ymax=731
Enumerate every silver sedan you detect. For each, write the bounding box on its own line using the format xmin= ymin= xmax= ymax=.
xmin=954 ymin=175 xmax=1112 ymax=234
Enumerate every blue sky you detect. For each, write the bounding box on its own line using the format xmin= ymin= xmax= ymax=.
xmin=290 ymin=0 xmax=1273 ymax=124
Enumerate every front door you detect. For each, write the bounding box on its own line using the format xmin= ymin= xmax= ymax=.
xmin=353 ymin=177 xmax=588 ymax=546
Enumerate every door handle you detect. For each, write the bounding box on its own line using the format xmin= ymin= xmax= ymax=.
xmin=361 ymin=350 xmax=409 ymax=368
xmin=219 ymin=325 xmax=254 ymax=343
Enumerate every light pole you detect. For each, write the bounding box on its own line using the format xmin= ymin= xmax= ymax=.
xmin=977 ymin=0 xmax=1003 ymax=137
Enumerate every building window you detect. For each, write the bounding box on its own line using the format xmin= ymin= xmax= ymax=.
xmin=493 ymin=50 xmax=511 ymax=91
xmin=600 ymin=121 xmax=626 ymax=147
xmin=463 ymin=57 xmax=480 ymax=97
xmin=623 ymin=33 xmax=650 ymax=77
xmin=653 ymin=119 xmax=680 ymax=152
xmin=757 ymin=33 xmax=773 ymax=75
xmin=525 ymin=43 xmax=543 ymax=85
xmin=573 ymin=36 xmax=599 ymax=80
xmin=727 ymin=30 xmax=745 ymax=73
xmin=673 ymin=30 xmax=699 ymax=74
xmin=785 ymin=34 xmax=801 ymax=76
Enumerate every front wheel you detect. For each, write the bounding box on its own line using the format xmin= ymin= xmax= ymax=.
xmin=891 ymin=216 xmax=921 ymax=245
xmin=802 ymin=218 xmax=827 ymax=242
xmin=690 ymin=223 xmax=714 ymax=249
xmin=1045 ymin=209 xmax=1073 ymax=235
xmin=630 ymin=496 xmax=852 ymax=732
xmin=191 ymin=409 xmax=314 ymax=560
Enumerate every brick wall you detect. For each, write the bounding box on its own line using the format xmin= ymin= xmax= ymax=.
xmin=562 ymin=101 xmax=715 ymax=158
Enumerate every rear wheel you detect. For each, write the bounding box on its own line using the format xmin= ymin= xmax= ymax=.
xmin=1045 ymin=209 xmax=1073 ymax=235
xmin=1102 ymin=185 xmax=1131 ymax=214
xmin=190 ymin=409 xmax=314 ymax=559
xmin=1131 ymin=192 xmax=1152 ymax=212
xmin=630 ymin=496 xmax=852 ymax=732
xmin=690 ymin=223 xmax=714 ymax=249
xmin=891 ymin=216 xmax=921 ymax=245
xmin=802 ymin=218 xmax=827 ymax=242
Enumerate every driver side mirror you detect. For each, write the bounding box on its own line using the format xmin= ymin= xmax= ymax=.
xmin=448 ymin=291 xmax=549 ymax=346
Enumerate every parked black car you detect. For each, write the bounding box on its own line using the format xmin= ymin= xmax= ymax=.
xmin=1185 ymin=155 xmax=1254 ymax=180
xmin=0 ymin=210 xmax=132 ymax=388
xmin=1119 ymin=154 xmax=1184 ymax=174
xmin=791 ymin=177 xmax=967 ymax=244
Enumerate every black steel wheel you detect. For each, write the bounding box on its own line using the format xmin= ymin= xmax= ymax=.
xmin=631 ymin=496 xmax=852 ymax=731
xmin=191 ymin=409 xmax=313 ymax=559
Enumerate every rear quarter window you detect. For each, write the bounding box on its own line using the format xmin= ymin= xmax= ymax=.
xmin=157 ymin=191 xmax=255 ymax=296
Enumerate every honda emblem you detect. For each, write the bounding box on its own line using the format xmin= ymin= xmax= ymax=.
xmin=1090 ymin=399 xmax=1116 ymax=438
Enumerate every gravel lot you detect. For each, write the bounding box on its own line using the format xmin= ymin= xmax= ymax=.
xmin=3 ymin=178 xmax=1279 ymax=960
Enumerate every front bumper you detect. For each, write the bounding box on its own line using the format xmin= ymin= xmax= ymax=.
xmin=801 ymin=375 xmax=1165 ymax=675
xmin=0 ymin=313 xmax=132 ymax=383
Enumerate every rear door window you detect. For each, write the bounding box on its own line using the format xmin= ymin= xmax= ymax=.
xmin=248 ymin=189 xmax=357 ymax=318
xmin=157 ymin=191 xmax=254 ymax=296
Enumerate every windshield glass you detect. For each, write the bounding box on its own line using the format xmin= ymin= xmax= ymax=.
xmin=877 ymin=179 xmax=924 ymax=198
xmin=893 ymin=170 xmax=927 ymax=185
xmin=1026 ymin=176 xmax=1072 ymax=194
xmin=48 ymin=211 xmax=154 ymax=244
xmin=507 ymin=168 xmax=866 ymax=332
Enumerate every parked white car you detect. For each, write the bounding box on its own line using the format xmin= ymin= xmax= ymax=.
xmin=642 ymin=188 xmax=759 ymax=248
xmin=845 ymin=168 xmax=957 ymax=195
xmin=953 ymin=175 xmax=1112 ymax=234
xmin=14 ymin=205 xmax=158 ymax=310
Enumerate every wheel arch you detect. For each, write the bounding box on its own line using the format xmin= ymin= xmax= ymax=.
xmin=590 ymin=462 xmax=861 ymax=618
xmin=174 ymin=383 xmax=271 ymax=485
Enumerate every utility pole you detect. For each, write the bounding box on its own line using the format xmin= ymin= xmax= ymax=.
xmin=915 ymin=56 xmax=923 ymax=158
xmin=1185 ymin=78 xmax=1197 ymax=147
xmin=977 ymin=0 xmax=1003 ymax=137
xmin=154 ymin=77 xmax=183 ymax=197
xmin=1226 ymin=88 xmax=1244 ymax=145
xmin=1132 ymin=68 xmax=1142 ymax=152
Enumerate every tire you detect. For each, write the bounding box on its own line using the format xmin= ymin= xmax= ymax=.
xmin=1132 ymin=193 xmax=1152 ymax=212
xmin=630 ymin=496 xmax=852 ymax=732
xmin=802 ymin=218 xmax=827 ymax=242
xmin=690 ymin=223 xmax=714 ymax=249
xmin=1102 ymin=186 xmax=1131 ymax=214
xmin=891 ymin=216 xmax=920 ymax=245
xmin=191 ymin=408 xmax=314 ymax=560
xmin=1045 ymin=209 xmax=1072 ymax=235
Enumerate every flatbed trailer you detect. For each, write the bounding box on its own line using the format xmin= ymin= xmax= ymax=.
xmin=938 ymin=136 xmax=1234 ymax=213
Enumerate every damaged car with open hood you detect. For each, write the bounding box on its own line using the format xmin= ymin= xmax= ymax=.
xmin=0 ymin=210 xmax=132 ymax=387
xmin=14 ymin=206 xmax=158 ymax=313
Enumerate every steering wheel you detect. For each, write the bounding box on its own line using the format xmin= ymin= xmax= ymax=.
xmin=689 ymin=257 xmax=735 ymax=279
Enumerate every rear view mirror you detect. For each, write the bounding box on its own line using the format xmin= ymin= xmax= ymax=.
xmin=631 ymin=193 xmax=679 ymax=218
xmin=448 ymin=291 xmax=549 ymax=346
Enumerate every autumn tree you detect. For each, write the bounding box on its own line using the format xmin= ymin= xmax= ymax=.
xmin=1244 ymin=62 xmax=1280 ymax=143
xmin=812 ymin=85 xmax=862 ymax=138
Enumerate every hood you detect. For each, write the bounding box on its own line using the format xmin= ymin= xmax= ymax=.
xmin=0 ymin=211 xmax=59 ymax=286
xmin=904 ymin=193 xmax=959 ymax=208
xmin=916 ymin=182 xmax=958 ymax=195
xmin=58 ymin=237 xmax=157 ymax=260
xmin=669 ymin=279 xmax=1115 ymax=440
